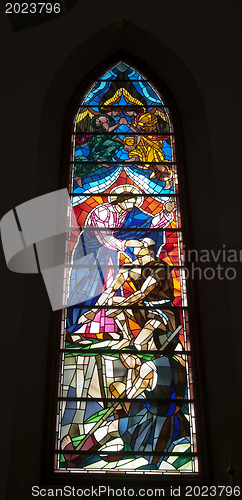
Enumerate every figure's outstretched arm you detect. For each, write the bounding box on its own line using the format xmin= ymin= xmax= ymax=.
xmin=77 ymin=269 xmax=128 ymax=324
xmin=86 ymin=209 xmax=127 ymax=252
xmin=97 ymin=115 xmax=120 ymax=133
xmin=151 ymin=197 xmax=175 ymax=228
xmin=124 ymin=155 xmax=140 ymax=163
xmin=124 ymin=121 xmax=142 ymax=133
xmin=115 ymin=274 xmax=157 ymax=308
xmin=77 ymin=308 xmax=99 ymax=325
xmin=126 ymin=362 xmax=153 ymax=399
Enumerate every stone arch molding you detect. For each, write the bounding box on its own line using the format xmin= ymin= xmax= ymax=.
xmin=0 ymin=20 xmax=213 ymax=313
xmin=36 ymin=19 xmax=212 ymax=198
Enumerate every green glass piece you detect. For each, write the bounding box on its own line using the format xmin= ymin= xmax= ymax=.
xmin=86 ymin=407 xmax=114 ymax=424
xmin=173 ymin=454 xmax=191 ymax=469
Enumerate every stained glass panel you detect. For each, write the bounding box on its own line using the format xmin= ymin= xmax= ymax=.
xmin=55 ymin=62 xmax=198 ymax=474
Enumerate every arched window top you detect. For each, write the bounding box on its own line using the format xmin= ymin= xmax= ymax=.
xmin=80 ymin=61 xmax=171 ymax=110
xmin=71 ymin=62 xmax=176 ymax=198
xmin=56 ymin=62 xmax=198 ymax=475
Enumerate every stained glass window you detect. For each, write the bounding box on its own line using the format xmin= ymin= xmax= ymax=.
xmin=55 ymin=62 xmax=198 ymax=475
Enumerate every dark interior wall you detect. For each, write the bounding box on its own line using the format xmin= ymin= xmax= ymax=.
xmin=1 ymin=2 xmax=242 ymax=499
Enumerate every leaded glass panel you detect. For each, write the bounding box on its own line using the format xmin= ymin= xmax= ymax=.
xmin=55 ymin=62 xmax=198 ymax=475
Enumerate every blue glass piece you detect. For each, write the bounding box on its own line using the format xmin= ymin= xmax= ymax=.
xmin=61 ymin=406 xmax=76 ymax=426
xmin=140 ymin=464 xmax=159 ymax=470
xmin=165 ymin=402 xmax=177 ymax=416
xmin=154 ymin=416 xmax=165 ymax=439
xmin=119 ymin=417 xmax=129 ymax=436
xmin=172 ymin=437 xmax=185 ymax=445
xmin=77 ymin=453 xmax=101 ymax=467
xmin=106 ymin=415 xmax=115 ymax=422
xmin=133 ymin=420 xmax=153 ymax=451
xmin=84 ymin=401 xmax=103 ymax=421
xmin=166 ymin=382 xmax=177 ymax=416
xmin=125 ymin=165 xmax=174 ymax=196
xmin=138 ymin=81 xmax=162 ymax=104
xmin=173 ymin=415 xmax=180 ymax=441
xmin=163 ymin=140 xmax=172 ymax=161
xmin=115 ymin=206 xmax=164 ymax=252
xmin=67 ymin=386 xmax=76 ymax=398
xmin=148 ymin=423 xmax=155 ymax=444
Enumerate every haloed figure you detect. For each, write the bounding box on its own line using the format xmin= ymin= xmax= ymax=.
xmin=61 ymin=240 xmax=187 ymax=469
xmin=68 ymin=192 xmax=175 ymax=342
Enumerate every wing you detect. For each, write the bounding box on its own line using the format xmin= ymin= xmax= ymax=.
xmin=152 ymin=107 xmax=170 ymax=135
xmin=75 ymin=107 xmax=98 ymax=133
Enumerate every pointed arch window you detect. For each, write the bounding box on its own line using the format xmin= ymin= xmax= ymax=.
xmin=55 ymin=62 xmax=199 ymax=475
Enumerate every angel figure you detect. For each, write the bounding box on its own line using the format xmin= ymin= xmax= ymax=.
xmin=73 ymin=107 xmax=126 ymax=187
xmin=122 ymin=107 xmax=173 ymax=189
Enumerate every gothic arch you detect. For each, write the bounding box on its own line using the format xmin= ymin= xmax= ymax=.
xmin=35 ymin=20 xmax=217 ymax=484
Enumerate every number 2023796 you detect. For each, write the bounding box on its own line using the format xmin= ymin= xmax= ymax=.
xmin=5 ymin=3 xmax=61 ymax=14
